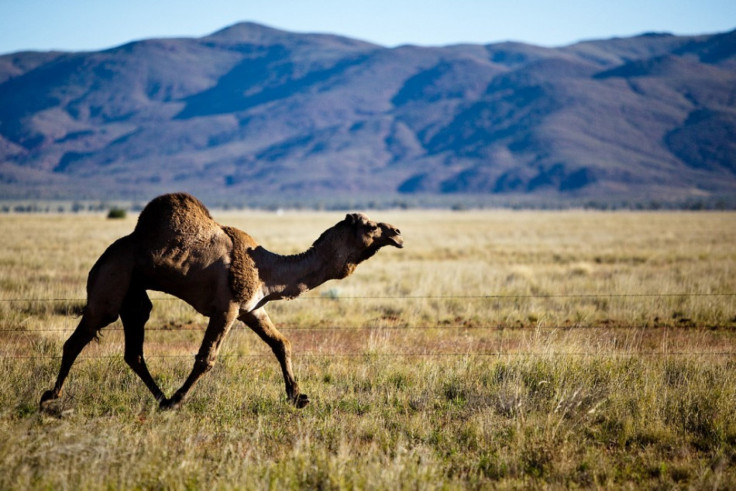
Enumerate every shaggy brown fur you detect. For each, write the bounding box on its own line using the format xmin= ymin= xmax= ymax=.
xmin=221 ymin=226 xmax=260 ymax=304
xmin=40 ymin=193 xmax=403 ymax=410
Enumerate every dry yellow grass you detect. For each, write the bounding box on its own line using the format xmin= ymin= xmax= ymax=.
xmin=1 ymin=209 xmax=736 ymax=488
xmin=2 ymin=210 xmax=735 ymax=356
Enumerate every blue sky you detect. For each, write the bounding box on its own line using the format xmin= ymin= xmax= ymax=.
xmin=1 ymin=0 xmax=734 ymax=55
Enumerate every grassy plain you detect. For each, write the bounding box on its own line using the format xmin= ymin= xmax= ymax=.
xmin=1 ymin=209 xmax=736 ymax=488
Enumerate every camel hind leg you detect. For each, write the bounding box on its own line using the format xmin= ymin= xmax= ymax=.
xmin=40 ymin=236 xmax=134 ymax=410
xmin=120 ymin=285 xmax=166 ymax=403
xmin=39 ymin=309 xmax=117 ymax=408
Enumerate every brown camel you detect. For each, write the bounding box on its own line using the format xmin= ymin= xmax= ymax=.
xmin=40 ymin=193 xmax=403 ymax=410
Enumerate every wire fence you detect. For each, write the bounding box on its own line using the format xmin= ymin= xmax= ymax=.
xmin=2 ymin=292 xmax=735 ymax=302
xmin=2 ymin=292 xmax=735 ymax=360
xmin=4 ymin=352 xmax=736 ymax=361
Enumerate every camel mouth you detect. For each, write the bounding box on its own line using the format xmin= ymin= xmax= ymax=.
xmin=376 ymin=222 xmax=403 ymax=249
xmin=388 ymin=235 xmax=404 ymax=248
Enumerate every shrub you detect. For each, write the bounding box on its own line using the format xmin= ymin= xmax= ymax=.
xmin=107 ymin=207 xmax=127 ymax=219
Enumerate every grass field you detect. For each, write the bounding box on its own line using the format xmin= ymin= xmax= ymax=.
xmin=1 ymin=210 xmax=736 ymax=488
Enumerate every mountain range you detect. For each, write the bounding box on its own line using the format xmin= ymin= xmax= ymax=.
xmin=1 ymin=22 xmax=735 ymax=204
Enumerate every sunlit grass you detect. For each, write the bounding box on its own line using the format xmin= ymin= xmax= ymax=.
xmin=1 ymin=210 xmax=735 ymax=488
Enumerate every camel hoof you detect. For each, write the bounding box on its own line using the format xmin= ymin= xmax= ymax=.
xmin=158 ymin=398 xmax=177 ymax=410
xmin=39 ymin=389 xmax=59 ymax=411
xmin=293 ymin=393 xmax=310 ymax=408
xmin=158 ymin=395 xmax=183 ymax=411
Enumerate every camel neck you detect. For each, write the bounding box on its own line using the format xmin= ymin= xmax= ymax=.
xmin=255 ymin=241 xmax=355 ymax=300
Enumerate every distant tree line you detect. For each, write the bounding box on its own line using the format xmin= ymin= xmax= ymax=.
xmin=0 ymin=201 xmax=142 ymax=214
xmin=2 ymin=196 xmax=735 ymax=213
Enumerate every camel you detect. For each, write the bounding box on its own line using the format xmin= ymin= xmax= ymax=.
xmin=40 ymin=193 xmax=403 ymax=410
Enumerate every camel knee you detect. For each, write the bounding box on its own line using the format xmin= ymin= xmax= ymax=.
xmin=280 ymin=337 xmax=292 ymax=355
xmin=120 ymin=293 xmax=152 ymax=326
xmin=194 ymin=355 xmax=217 ymax=373
xmin=270 ymin=337 xmax=291 ymax=358
xmin=124 ymin=352 xmax=145 ymax=369
xmin=63 ymin=325 xmax=99 ymax=353
xmin=121 ymin=309 xmax=149 ymax=327
xmin=80 ymin=306 xmax=118 ymax=333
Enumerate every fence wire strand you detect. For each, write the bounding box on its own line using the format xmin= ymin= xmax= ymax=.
xmin=3 ymin=351 xmax=735 ymax=361
xmin=1 ymin=292 xmax=735 ymax=303
xmin=2 ymin=292 xmax=735 ymax=360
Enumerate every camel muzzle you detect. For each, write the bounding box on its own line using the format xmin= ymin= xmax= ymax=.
xmin=384 ymin=227 xmax=403 ymax=248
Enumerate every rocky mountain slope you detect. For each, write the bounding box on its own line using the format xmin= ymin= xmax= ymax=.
xmin=1 ymin=22 xmax=735 ymax=202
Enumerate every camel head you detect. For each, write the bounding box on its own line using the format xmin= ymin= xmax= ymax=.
xmin=311 ymin=212 xmax=403 ymax=278
xmin=345 ymin=212 xmax=404 ymax=252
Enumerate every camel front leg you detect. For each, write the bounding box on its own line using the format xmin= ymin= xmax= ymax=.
xmin=241 ymin=308 xmax=309 ymax=408
xmin=159 ymin=307 xmax=238 ymax=410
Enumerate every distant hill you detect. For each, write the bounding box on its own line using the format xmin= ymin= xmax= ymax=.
xmin=1 ymin=22 xmax=735 ymax=204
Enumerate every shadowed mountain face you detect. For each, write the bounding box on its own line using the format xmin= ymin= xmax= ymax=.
xmin=1 ymin=23 xmax=735 ymax=201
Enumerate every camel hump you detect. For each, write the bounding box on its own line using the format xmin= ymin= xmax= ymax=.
xmin=134 ymin=193 xmax=216 ymax=241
